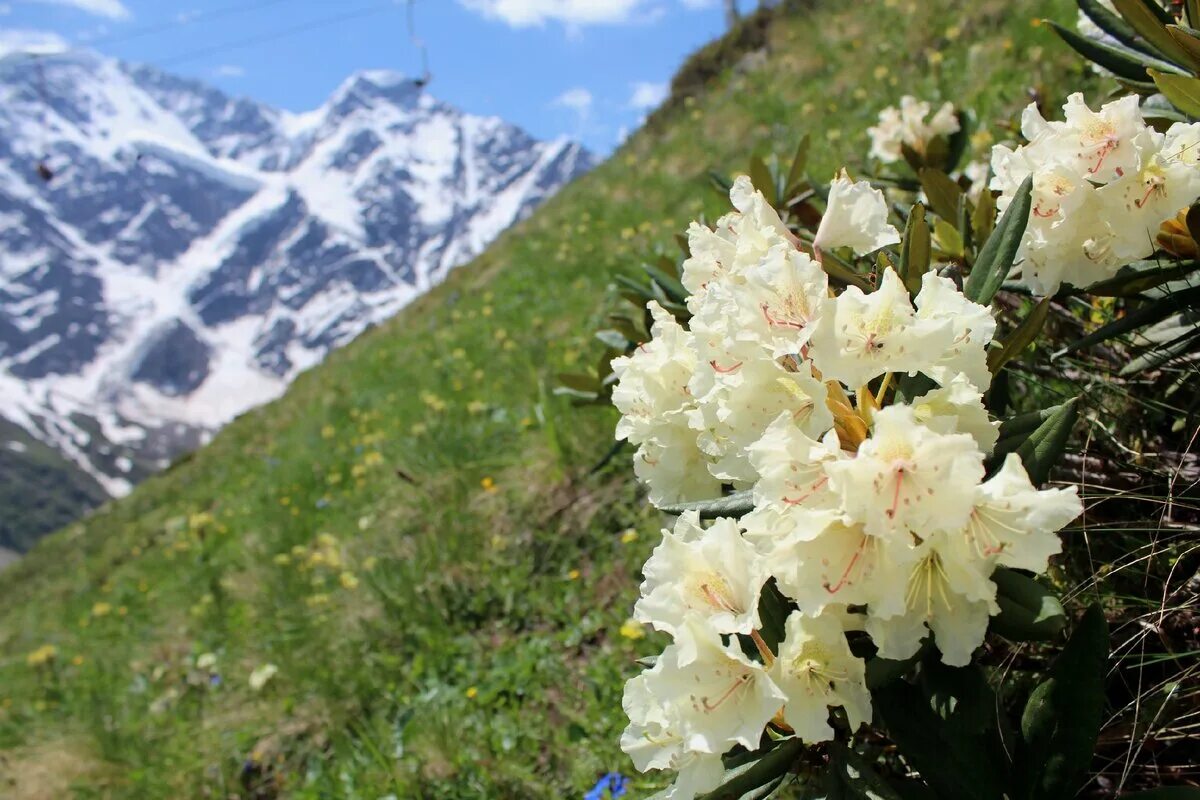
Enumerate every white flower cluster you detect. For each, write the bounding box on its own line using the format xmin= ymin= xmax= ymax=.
xmin=867 ymin=96 xmax=960 ymax=164
xmin=614 ymin=177 xmax=1082 ymax=799
xmin=991 ymin=93 xmax=1200 ymax=295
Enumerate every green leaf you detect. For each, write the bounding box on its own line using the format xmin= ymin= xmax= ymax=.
xmin=1019 ymin=605 xmax=1109 ymax=800
xmin=987 ymin=296 xmax=1053 ymax=374
xmin=918 ymin=168 xmax=963 ymax=224
xmin=1121 ymin=326 xmax=1200 ymax=374
xmin=874 ymin=681 xmax=1007 ymax=800
xmin=750 ymin=155 xmax=777 ymax=205
xmin=1014 ymin=397 xmax=1080 ymax=487
xmin=594 ymin=329 xmax=630 ymax=350
xmin=1047 ymin=21 xmax=1181 ymax=81
xmin=1120 ymin=790 xmax=1200 ymax=799
xmin=709 ymin=170 xmax=733 ymax=196
xmin=943 ymin=109 xmax=973 ymax=174
xmin=655 ymin=490 xmax=756 ymax=518
xmin=972 ymin=182 xmax=996 ymax=246
xmin=642 ymin=262 xmax=689 ymax=305
xmin=997 ymin=405 xmax=1063 ymax=441
xmin=696 ymin=738 xmax=806 ymax=800
xmin=964 ymin=175 xmax=1031 ymax=305
xmin=1150 ymin=69 xmax=1200 ymax=118
xmin=785 ymin=135 xmax=811 ymax=198
xmin=1086 ymin=259 xmax=1200 ymax=297
xmin=1190 ymin=0 xmax=1200 ymax=28
xmin=1066 ymin=285 xmax=1200 ymax=351
xmin=827 ymin=745 xmax=904 ymax=800
xmin=1079 ymin=0 xmax=1148 ymax=51
xmin=932 ymin=217 xmax=965 ymax=259
xmin=556 ymin=373 xmax=601 ymax=393
xmin=865 ymin=644 xmax=926 ymax=690
xmin=989 ymin=567 xmax=1067 ymax=642
xmin=1112 ymin=0 xmax=1196 ymax=65
xmin=1167 ymin=25 xmax=1200 ymax=72
xmin=1188 ymin=205 xmax=1200 ymax=244
xmin=899 ymin=204 xmax=931 ymax=295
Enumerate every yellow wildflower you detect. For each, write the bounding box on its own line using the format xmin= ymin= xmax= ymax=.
xmin=619 ymin=618 xmax=646 ymax=640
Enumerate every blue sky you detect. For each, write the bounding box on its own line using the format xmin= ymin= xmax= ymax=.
xmin=0 ymin=0 xmax=737 ymax=154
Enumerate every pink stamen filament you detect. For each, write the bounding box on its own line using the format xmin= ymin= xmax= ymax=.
xmin=824 ymin=536 xmax=867 ymax=594
xmin=782 ymin=477 xmax=829 ymax=506
xmin=702 ymin=674 xmax=750 ymax=712
xmin=709 ymin=359 xmax=743 ymax=374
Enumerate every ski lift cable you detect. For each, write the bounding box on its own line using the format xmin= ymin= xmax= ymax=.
xmin=156 ymin=1 xmax=399 ymax=69
xmin=407 ymin=0 xmax=431 ymax=87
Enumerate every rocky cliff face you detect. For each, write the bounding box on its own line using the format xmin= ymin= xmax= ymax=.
xmin=0 ymin=50 xmax=591 ymax=551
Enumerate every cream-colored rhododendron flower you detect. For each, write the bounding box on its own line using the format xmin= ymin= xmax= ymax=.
xmin=682 ymin=176 xmax=794 ymax=301
xmin=868 ymin=96 xmax=960 ymax=164
xmin=949 ymin=453 xmax=1082 ymax=573
xmin=827 ymin=404 xmax=984 ymax=539
xmin=635 ymin=512 xmax=768 ymax=636
xmin=991 ymin=94 xmax=1200 ymax=295
xmin=633 ymin=411 xmax=722 ymax=507
xmin=809 ymin=267 xmax=951 ymax=388
xmin=913 ymin=271 xmax=997 ymax=390
xmin=612 ymin=302 xmax=697 ymax=446
xmin=910 ymin=375 xmax=999 ymax=454
xmin=814 ymin=170 xmax=901 ymax=256
xmin=643 ymin=618 xmax=786 ymax=754
xmin=751 ymin=514 xmax=891 ymax=615
xmin=770 ymin=610 xmax=871 ymax=743
xmin=726 ymin=244 xmax=828 ymax=359
xmin=866 ymin=530 xmax=999 ymax=666
xmin=747 ymin=413 xmax=843 ymax=514
xmin=690 ymin=358 xmax=832 ymax=485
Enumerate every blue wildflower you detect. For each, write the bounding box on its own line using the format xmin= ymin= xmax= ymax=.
xmin=584 ymin=772 xmax=629 ymax=800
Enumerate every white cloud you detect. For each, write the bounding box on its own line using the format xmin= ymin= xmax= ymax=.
xmin=28 ymin=0 xmax=130 ymax=20
xmin=678 ymin=0 xmax=716 ymax=7
xmin=213 ymin=64 xmax=245 ymax=78
xmin=0 ymin=29 xmax=69 ymax=58
xmin=0 ymin=4 xmax=12 ymax=15
xmin=553 ymin=86 xmax=593 ymax=115
xmin=628 ymin=81 xmax=668 ymax=110
xmin=459 ymin=0 xmax=659 ymax=28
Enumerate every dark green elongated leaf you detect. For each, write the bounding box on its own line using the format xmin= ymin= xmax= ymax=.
xmin=1066 ymin=285 xmax=1200 ymax=351
xmin=697 ymin=738 xmax=806 ymax=800
xmin=656 ymin=489 xmax=755 ymax=518
xmin=615 ymin=274 xmax=655 ymax=300
xmin=874 ymin=681 xmax=1007 ymax=800
xmin=1167 ymin=25 xmax=1200 ymax=71
xmin=1086 ymin=259 xmax=1200 ymax=297
xmin=556 ymin=373 xmax=601 ymax=393
xmin=865 ymin=645 xmax=925 ymax=690
xmin=1188 ymin=205 xmax=1200 ymax=244
xmin=944 ymin=109 xmax=973 ymax=174
xmin=1120 ymin=790 xmax=1200 ymax=799
xmin=1190 ymin=0 xmax=1200 ymax=28
xmin=756 ymin=579 xmax=793 ymax=652
xmin=1111 ymin=0 xmax=1195 ymax=64
xmin=750 ymin=155 xmax=776 ymax=204
xmin=1015 ymin=397 xmax=1079 ymax=487
xmin=972 ymin=183 xmax=996 ymax=246
xmin=1019 ymin=604 xmax=1109 ymax=800
xmin=827 ymin=745 xmax=903 ymax=800
xmin=1079 ymin=0 xmax=1148 ymax=50
xmin=987 ymin=296 xmax=1053 ymax=374
xmin=1048 ymin=21 xmax=1178 ymax=81
xmin=709 ymin=170 xmax=733 ymax=196
xmin=1150 ymin=69 xmax=1200 ymax=118
xmin=918 ymin=168 xmax=963 ymax=223
xmin=1122 ymin=327 xmax=1200 ymax=374
xmin=595 ymin=329 xmax=631 ymax=350
xmin=997 ymin=405 xmax=1062 ymax=440
xmin=642 ymin=262 xmax=689 ymax=305
xmin=989 ymin=567 xmax=1067 ymax=642
xmin=785 ymin=135 xmax=811 ymax=198
xmin=965 ymin=175 xmax=1031 ymax=305
xmin=819 ymin=250 xmax=872 ymax=291
xmin=899 ymin=204 xmax=931 ymax=295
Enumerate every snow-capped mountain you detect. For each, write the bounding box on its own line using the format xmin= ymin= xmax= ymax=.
xmin=0 ymin=48 xmax=591 ymax=549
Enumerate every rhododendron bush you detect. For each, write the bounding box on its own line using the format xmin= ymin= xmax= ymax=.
xmin=591 ymin=2 xmax=1200 ymax=796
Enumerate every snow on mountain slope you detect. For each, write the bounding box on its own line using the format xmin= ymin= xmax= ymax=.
xmin=0 ymin=47 xmax=592 ymax=546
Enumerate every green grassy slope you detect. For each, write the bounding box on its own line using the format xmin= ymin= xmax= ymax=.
xmin=0 ymin=1 xmax=1079 ymax=797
